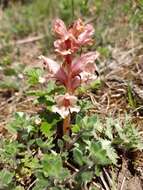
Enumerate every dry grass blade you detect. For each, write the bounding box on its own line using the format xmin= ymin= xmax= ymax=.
xmin=100 ymin=172 xmax=110 ymax=190
xmin=120 ymin=176 xmax=126 ymax=190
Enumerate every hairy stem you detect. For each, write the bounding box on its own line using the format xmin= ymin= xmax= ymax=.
xmin=63 ymin=114 xmax=71 ymax=135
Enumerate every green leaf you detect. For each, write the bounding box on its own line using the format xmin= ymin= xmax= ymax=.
xmin=75 ymin=114 xmax=83 ymax=126
xmin=1 ymin=140 xmax=21 ymax=159
xmin=32 ymin=177 xmax=49 ymax=190
xmin=6 ymin=123 xmax=18 ymax=135
xmin=90 ymin=141 xmax=111 ymax=166
xmin=95 ymin=165 xmax=102 ymax=176
xmin=41 ymin=153 xmax=69 ymax=180
xmin=105 ymin=117 xmax=114 ymax=140
xmin=26 ymin=67 xmax=43 ymax=85
xmin=40 ymin=122 xmax=54 ymax=137
xmin=81 ymin=171 xmax=93 ymax=183
xmin=57 ymin=139 xmax=64 ymax=151
xmin=78 ymin=115 xmax=98 ymax=129
xmin=0 ymin=169 xmax=14 ymax=187
xmin=113 ymin=118 xmax=143 ymax=150
xmin=27 ymin=125 xmax=34 ymax=133
xmin=46 ymin=80 xmax=55 ymax=93
xmin=6 ymin=112 xmax=32 ymax=135
xmin=93 ymin=116 xmax=103 ymax=133
xmin=79 ymin=99 xmax=93 ymax=112
xmin=97 ymin=47 xmax=111 ymax=58
xmin=45 ymin=95 xmax=55 ymax=103
xmin=91 ymin=79 xmax=102 ymax=90
xmin=100 ymin=139 xmax=118 ymax=164
xmin=36 ymin=138 xmax=54 ymax=150
xmin=84 ymin=115 xmax=97 ymax=128
xmin=21 ymin=154 xmax=39 ymax=170
xmin=71 ymin=124 xmax=81 ymax=133
xmin=14 ymin=186 xmax=25 ymax=190
xmin=73 ymin=148 xmax=84 ymax=166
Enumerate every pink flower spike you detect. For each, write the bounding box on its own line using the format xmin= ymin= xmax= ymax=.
xmin=52 ymin=93 xmax=80 ymax=118
xmin=52 ymin=18 xmax=68 ymax=39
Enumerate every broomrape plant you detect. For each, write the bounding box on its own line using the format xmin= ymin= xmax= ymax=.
xmin=39 ymin=18 xmax=99 ymax=134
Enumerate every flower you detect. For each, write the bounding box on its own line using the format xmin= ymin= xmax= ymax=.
xmin=54 ymin=37 xmax=79 ymax=56
xmin=80 ymin=71 xmax=98 ymax=85
xmin=52 ymin=93 xmax=80 ymax=118
xmin=39 ymin=55 xmax=60 ymax=75
xmin=39 ymin=51 xmax=99 ymax=91
xmin=77 ymin=23 xmax=94 ymax=46
xmin=52 ymin=18 xmax=95 ymax=57
xmin=79 ymin=56 xmax=99 ymax=84
xmin=71 ymin=51 xmax=99 ymax=77
xmin=69 ymin=18 xmax=84 ymax=37
xmin=52 ymin=18 xmax=68 ymax=39
xmin=39 ymin=55 xmax=69 ymax=86
xmin=70 ymin=51 xmax=99 ymax=86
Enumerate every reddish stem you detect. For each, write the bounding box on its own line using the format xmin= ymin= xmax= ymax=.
xmin=63 ymin=40 xmax=73 ymax=135
xmin=63 ymin=114 xmax=71 ymax=135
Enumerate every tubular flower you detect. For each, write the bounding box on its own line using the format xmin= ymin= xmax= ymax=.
xmin=39 ymin=55 xmax=60 ymax=77
xmin=52 ymin=18 xmax=68 ymax=39
xmin=52 ymin=18 xmax=95 ymax=57
xmin=39 ymin=51 xmax=99 ymax=91
xmin=52 ymin=93 xmax=80 ymax=118
xmin=54 ymin=37 xmax=78 ymax=56
xmin=78 ymin=24 xmax=94 ymax=46
xmin=78 ymin=52 xmax=99 ymax=84
xmin=71 ymin=52 xmax=99 ymax=78
xmin=80 ymin=71 xmax=98 ymax=85
xmin=39 ymin=55 xmax=69 ymax=87
xmin=69 ymin=18 xmax=85 ymax=37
